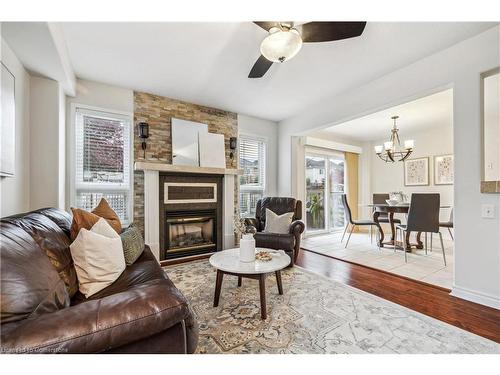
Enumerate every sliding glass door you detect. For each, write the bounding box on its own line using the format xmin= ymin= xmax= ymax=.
xmin=305 ymin=152 xmax=345 ymax=233
xmin=305 ymin=156 xmax=326 ymax=231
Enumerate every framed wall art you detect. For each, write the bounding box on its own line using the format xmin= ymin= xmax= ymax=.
xmin=404 ymin=157 xmax=429 ymax=186
xmin=434 ymin=154 xmax=454 ymax=185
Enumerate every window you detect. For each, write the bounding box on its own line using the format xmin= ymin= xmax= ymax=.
xmin=239 ymin=136 xmax=266 ymax=217
xmin=73 ymin=106 xmax=132 ymax=224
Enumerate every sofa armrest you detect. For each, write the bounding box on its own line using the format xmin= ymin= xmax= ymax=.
xmin=244 ymin=217 xmax=260 ymax=232
xmin=289 ymin=220 xmax=305 ymax=236
xmin=1 ymin=278 xmax=193 ymax=354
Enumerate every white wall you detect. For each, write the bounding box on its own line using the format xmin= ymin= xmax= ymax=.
xmin=29 ymin=76 xmax=65 ymax=209
xmin=238 ymin=114 xmax=279 ymax=196
xmin=278 ymin=26 xmax=500 ymax=308
xmin=58 ymin=85 xmax=66 ymax=208
xmin=67 ymin=79 xmax=134 ymax=114
xmin=65 ymin=79 xmax=134 ymax=209
xmin=370 ymin=124 xmax=454 ymax=221
xmin=0 ymin=38 xmax=31 ymax=217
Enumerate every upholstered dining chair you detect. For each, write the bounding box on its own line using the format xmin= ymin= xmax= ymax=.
xmin=439 ymin=208 xmax=454 ymax=240
xmin=396 ymin=193 xmax=446 ymax=265
xmin=341 ymin=194 xmax=381 ymax=249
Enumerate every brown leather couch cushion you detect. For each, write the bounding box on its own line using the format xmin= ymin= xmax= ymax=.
xmin=0 ymin=277 xmax=193 ymax=353
xmin=0 ymin=222 xmax=70 ymax=324
xmin=71 ymin=246 xmax=163 ymax=304
xmin=3 ymin=213 xmax=79 ymax=297
xmin=32 ymin=207 xmax=73 ymax=237
xmin=70 ymin=199 xmax=122 ymax=241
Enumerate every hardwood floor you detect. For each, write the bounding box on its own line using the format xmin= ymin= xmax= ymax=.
xmin=296 ymin=248 xmax=500 ymax=343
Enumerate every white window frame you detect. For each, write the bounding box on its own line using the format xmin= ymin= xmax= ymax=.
xmin=238 ymin=133 xmax=268 ymax=217
xmin=69 ymin=103 xmax=134 ymax=226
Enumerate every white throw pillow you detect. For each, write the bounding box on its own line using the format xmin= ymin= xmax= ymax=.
xmin=70 ymin=218 xmax=126 ymax=298
xmin=263 ymin=208 xmax=294 ymax=234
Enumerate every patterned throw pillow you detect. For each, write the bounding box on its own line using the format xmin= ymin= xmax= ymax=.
xmin=263 ymin=208 xmax=294 ymax=234
xmin=120 ymin=224 xmax=145 ymax=265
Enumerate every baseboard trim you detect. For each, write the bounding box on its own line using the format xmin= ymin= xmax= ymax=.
xmin=450 ymin=285 xmax=500 ymax=310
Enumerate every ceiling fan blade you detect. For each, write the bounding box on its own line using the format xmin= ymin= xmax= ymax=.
xmin=253 ymin=22 xmax=279 ymax=31
xmin=297 ymin=22 xmax=367 ymax=43
xmin=253 ymin=21 xmax=294 ymax=31
xmin=248 ymin=55 xmax=273 ymax=78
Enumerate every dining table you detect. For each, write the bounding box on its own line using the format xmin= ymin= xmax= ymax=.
xmin=363 ymin=203 xmax=451 ymax=251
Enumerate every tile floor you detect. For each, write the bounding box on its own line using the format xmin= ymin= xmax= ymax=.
xmin=301 ymin=227 xmax=454 ymax=289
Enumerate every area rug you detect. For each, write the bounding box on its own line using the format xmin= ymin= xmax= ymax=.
xmin=164 ymin=260 xmax=499 ymax=354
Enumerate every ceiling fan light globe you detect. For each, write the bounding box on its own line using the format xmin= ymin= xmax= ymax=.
xmin=260 ymin=29 xmax=303 ymax=63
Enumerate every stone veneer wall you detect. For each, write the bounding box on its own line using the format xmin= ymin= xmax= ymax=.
xmin=133 ymin=91 xmax=238 ymax=234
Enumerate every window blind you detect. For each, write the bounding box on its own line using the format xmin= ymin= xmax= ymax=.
xmin=239 ymin=136 xmax=266 ymax=217
xmin=74 ymin=107 xmax=132 ymax=223
xmin=239 ymin=136 xmax=266 ymax=189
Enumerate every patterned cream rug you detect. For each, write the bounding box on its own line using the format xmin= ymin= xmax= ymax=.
xmin=164 ymin=260 xmax=499 ymax=354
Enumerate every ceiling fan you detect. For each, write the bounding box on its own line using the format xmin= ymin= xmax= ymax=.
xmin=248 ymin=21 xmax=367 ymax=78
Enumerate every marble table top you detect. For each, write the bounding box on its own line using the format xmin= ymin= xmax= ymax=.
xmin=209 ymin=248 xmax=291 ymax=275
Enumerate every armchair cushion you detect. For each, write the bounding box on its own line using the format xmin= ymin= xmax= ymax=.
xmin=254 ymin=232 xmax=295 ymax=252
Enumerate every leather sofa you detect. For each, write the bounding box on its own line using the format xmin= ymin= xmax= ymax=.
xmin=0 ymin=208 xmax=198 ymax=354
xmin=244 ymin=197 xmax=305 ymax=265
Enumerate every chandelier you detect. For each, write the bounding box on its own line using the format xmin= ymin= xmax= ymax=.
xmin=374 ymin=116 xmax=414 ymax=162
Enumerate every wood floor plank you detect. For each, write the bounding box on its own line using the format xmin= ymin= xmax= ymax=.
xmin=296 ymin=248 xmax=500 ymax=343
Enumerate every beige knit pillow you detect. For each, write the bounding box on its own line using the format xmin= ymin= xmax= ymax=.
xmin=263 ymin=208 xmax=294 ymax=234
xmin=70 ymin=218 xmax=126 ymax=298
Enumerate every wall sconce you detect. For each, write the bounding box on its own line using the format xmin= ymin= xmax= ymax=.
xmin=229 ymin=137 xmax=237 ymax=159
xmin=138 ymin=122 xmax=149 ymax=159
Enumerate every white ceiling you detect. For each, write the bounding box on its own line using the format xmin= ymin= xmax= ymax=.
xmin=60 ymin=22 xmax=496 ymax=121
xmin=315 ymin=89 xmax=453 ymax=142
xmin=2 ymin=22 xmax=76 ymax=94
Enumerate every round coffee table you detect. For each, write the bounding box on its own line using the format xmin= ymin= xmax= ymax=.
xmin=209 ymin=248 xmax=291 ymax=320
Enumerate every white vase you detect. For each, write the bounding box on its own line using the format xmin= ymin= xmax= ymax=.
xmin=239 ymin=234 xmax=255 ymax=262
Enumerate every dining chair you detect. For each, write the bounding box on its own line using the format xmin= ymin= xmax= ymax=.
xmin=430 ymin=207 xmax=454 ymax=250
xmin=341 ymin=194 xmax=381 ymax=249
xmin=439 ymin=208 xmax=454 ymax=240
xmin=395 ymin=193 xmax=446 ymax=265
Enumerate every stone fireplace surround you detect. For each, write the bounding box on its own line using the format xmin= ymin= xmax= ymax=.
xmin=135 ymin=162 xmax=241 ymax=261
xmin=133 ymin=91 xmax=238 ymax=237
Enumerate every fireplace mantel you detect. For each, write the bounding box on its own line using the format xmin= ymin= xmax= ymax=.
xmin=136 ymin=161 xmax=239 ymax=261
xmin=135 ymin=161 xmax=242 ymax=176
